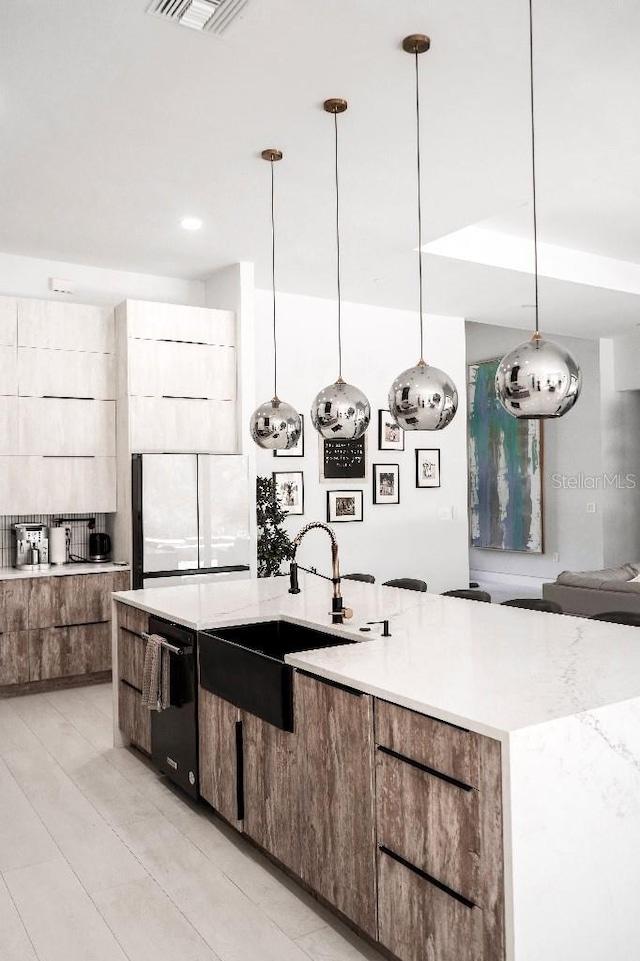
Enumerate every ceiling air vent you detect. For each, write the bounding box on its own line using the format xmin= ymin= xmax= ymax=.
xmin=146 ymin=0 xmax=249 ymax=36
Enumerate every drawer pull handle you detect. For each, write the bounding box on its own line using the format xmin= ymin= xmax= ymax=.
xmin=379 ymin=846 xmax=476 ymax=910
xmin=377 ymin=745 xmax=473 ymax=792
xmin=54 ymin=620 xmax=108 ymax=629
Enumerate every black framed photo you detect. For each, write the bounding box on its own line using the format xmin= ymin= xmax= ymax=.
xmin=273 ymin=414 xmax=304 ymax=458
xmin=373 ymin=464 xmax=400 ymax=505
xmin=327 ymin=489 xmax=364 ymax=523
xmin=273 ymin=471 xmax=304 ymax=515
xmin=416 ymin=449 xmax=440 ymax=488
xmin=378 ymin=409 xmax=404 ymax=451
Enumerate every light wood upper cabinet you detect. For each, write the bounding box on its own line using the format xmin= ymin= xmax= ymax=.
xmin=0 ymin=455 xmax=116 ymax=514
xmin=17 ymin=299 xmax=114 ymax=353
xmin=0 ymin=398 xmax=18 ymax=454
xmin=18 ymin=397 xmax=115 ymax=456
xmin=127 ymin=339 xmax=235 ymax=400
xmin=17 ymin=347 xmax=116 ymax=400
xmin=125 ymin=300 xmax=235 ymax=346
xmin=0 ymin=346 xmax=18 ymax=395
xmin=129 ymin=397 xmax=237 ymax=453
xmin=0 ymin=297 xmax=18 ymax=346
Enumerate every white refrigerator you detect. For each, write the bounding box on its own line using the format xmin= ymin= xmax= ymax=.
xmin=131 ymin=453 xmax=252 ymax=589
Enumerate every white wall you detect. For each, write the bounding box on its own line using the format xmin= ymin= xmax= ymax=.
xmin=0 ymin=250 xmax=204 ymax=307
xmin=253 ymin=290 xmax=470 ymax=594
xmin=466 ymin=322 xmax=605 ymax=579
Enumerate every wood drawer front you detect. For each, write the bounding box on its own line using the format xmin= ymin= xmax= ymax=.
xmin=115 ymin=602 xmax=148 ymax=637
xmin=29 ymin=574 xmax=112 ymax=629
xmin=29 ymin=621 xmax=111 ymax=680
xmin=118 ymin=628 xmax=146 ymax=691
xmin=377 ymin=848 xmax=483 ymax=961
xmin=0 ymin=579 xmax=30 ymax=632
xmin=0 ymin=631 xmax=29 ymax=685
xmin=376 ymin=748 xmax=480 ymax=905
xmin=118 ymin=681 xmax=151 ymax=754
xmin=375 ymin=698 xmax=479 ymax=788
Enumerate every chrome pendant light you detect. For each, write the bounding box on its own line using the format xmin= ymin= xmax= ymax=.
xmin=495 ymin=0 xmax=581 ymax=419
xmin=250 ymin=149 xmax=302 ymax=450
xmin=388 ymin=35 xmax=458 ymax=432
xmin=310 ymin=99 xmax=371 ymax=441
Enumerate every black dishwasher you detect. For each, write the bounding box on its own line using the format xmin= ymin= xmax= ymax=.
xmin=148 ymin=615 xmax=199 ymax=799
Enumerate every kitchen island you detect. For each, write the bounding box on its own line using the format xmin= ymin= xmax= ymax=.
xmin=112 ymin=574 xmax=640 ymax=961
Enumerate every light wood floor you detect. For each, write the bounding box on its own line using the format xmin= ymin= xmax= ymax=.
xmin=0 ymin=683 xmax=383 ymax=961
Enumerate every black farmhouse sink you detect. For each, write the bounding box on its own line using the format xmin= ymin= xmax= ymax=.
xmin=198 ymin=620 xmax=355 ymax=731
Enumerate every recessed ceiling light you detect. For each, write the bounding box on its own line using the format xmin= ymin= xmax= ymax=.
xmin=181 ymin=217 xmax=203 ymax=231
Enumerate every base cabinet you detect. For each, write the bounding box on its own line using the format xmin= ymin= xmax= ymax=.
xmin=118 ymin=681 xmax=151 ymax=754
xmin=0 ymin=631 xmax=29 ymax=685
xmin=198 ymin=687 xmax=242 ymax=827
xmin=29 ymin=622 xmax=111 ymax=680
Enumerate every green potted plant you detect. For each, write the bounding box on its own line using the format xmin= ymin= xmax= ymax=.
xmin=256 ymin=476 xmax=296 ymax=577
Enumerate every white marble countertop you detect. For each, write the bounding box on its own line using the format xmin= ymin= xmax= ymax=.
xmin=113 ymin=575 xmax=640 ymax=738
xmin=1 ymin=562 xmax=129 ymax=580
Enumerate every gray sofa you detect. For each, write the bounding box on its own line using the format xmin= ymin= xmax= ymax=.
xmin=542 ymin=563 xmax=640 ymax=617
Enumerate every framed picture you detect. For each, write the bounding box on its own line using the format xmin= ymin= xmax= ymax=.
xmin=273 ymin=471 xmax=304 ymax=515
xmin=373 ymin=464 xmax=400 ymax=505
xmin=378 ymin=409 xmax=404 ymax=451
xmin=416 ymin=449 xmax=440 ymax=488
xmin=327 ymin=489 xmax=364 ymax=524
xmin=273 ymin=414 xmax=304 ymax=458
xmin=320 ymin=435 xmax=367 ymax=480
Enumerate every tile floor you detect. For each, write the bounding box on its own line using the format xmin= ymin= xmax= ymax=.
xmin=0 ymin=683 xmax=384 ymax=961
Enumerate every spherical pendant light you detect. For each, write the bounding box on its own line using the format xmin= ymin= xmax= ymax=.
xmin=495 ymin=0 xmax=581 ymax=419
xmin=249 ymin=149 xmax=302 ymax=450
xmin=311 ymin=377 xmax=371 ymax=439
xmin=389 ymin=360 xmax=458 ymax=431
xmin=310 ymin=99 xmax=370 ymax=443
xmin=387 ymin=35 xmax=458 ymax=433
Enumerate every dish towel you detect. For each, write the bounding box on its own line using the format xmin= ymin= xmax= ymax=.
xmin=141 ymin=634 xmax=171 ymax=711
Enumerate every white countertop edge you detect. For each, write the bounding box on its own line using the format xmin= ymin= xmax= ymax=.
xmin=1 ymin=562 xmax=130 ymax=580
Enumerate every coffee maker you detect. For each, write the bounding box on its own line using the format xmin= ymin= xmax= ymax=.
xmin=14 ymin=523 xmax=50 ymax=570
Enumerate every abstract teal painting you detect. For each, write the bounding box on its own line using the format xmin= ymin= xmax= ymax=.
xmin=468 ymin=359 xmax=543 ymax=552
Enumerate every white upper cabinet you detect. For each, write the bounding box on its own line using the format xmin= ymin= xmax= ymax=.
xmin=0 ymin=398 xmax=18 ymax=454
xmin=129 ymin=397 xmax=238 ymax=454
xmin=0 ymin=456 xmax=116 ymax=514
xmin=0 ymin=297 xmax=17 ymax=346
xmin=17 ymin=347 xmax=116 ymax=400
xmin=0 ymin=346 xmax=18 ymax=395
xmin=18 ymin=398 xmax=115 ymax=456
xmin=124 ymin=300 xmax=235 ymax=346
xmin=17 ymin=299 xmax=115 ymax=353
xmin=127 ymin=339 xmax=235 ymax=400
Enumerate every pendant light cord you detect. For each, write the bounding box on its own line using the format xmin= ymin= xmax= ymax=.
xmin=333 ymin=111 xmax=343 ymax=381
xmin=270 ymin=157 xmax=278 ymax=398
xmin=414 ymin=50 xmax=425 ymax=363
xmin=529 ymin=0 xmax=540 ymax=336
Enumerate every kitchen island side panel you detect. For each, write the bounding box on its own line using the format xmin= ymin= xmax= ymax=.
xmin=508 ymin=698 xmax=640 ymax=961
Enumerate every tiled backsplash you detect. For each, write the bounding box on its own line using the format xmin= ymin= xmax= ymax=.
xmin=0 ymin=514 xmax=107 ymax=568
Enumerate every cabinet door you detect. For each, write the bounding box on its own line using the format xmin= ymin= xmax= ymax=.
xmin=0 ymin=578 xmax=30 ymax=631
xmin=125 ymin=301 xmax=235 ymax=346
xmin=0 ymin=398 xmax=18 ymax=454
xmin=0 ymin=346 xmax=17 ymax=395
xmin=18 ymin=300 xmax=114 ymax=353
xmin=17 ymin=347 xmax=115 ymax=400
xmin=0 ymin=297 xmax=17 ymax=346
xmin=29 ymin=573 xmax=113 ymax=629
xmin=128 ymin=339 xmax=235 ymax=400
xmin=198 ymin=687 xmax=242 ymax=826
xmin=129 ymin=397 xmax=238 ymax=453
xmin=29 ymin=621 xmax=110 ymax=680
xmin=18 ymin=398 xmax=115 ymax=456
xmin=0 ymin=456 xmax=116 ymax=514
xmin=297 ymin=673 xmax=377 ymax=938
xmin=119 ymin=681 xmax=151 ymax=754
xmin=242 ymin=711 xmax=300 ymax=874
xmin=0 ymin=631 xmax=29 ymax=686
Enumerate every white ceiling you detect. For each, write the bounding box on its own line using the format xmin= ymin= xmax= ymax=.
xmin=1 ymin=0 xmax=640 ymax=338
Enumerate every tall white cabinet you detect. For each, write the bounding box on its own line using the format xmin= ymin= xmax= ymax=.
xmin=113 ymin=299 xmax=241 ymax=570
xmin=0 ymin=296 xmax=116 ymax=513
